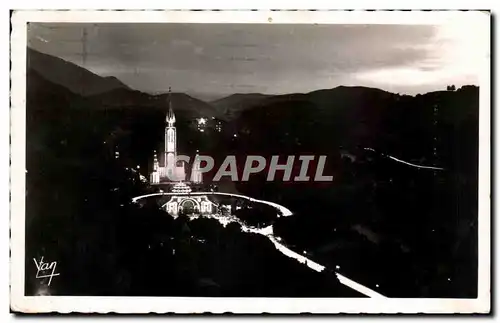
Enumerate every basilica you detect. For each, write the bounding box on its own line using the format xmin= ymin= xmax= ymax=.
xmin=150 ymin=88 xmax=203 ymax=185
xmin=149 ymin=88 xmax=214 ymax=216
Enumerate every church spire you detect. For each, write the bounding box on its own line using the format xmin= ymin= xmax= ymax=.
xmin=166 ymin=87 xmax=175 ymax=126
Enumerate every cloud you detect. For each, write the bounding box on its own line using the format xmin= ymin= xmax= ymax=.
xmin=27 ymin=21 xmax=486 ymax=96
xmin=351 ymin=16 xmax=489 ymax=94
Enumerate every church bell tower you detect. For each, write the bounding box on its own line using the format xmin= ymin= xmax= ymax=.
xmin=165 ymin=87 xmax=176 ymax=179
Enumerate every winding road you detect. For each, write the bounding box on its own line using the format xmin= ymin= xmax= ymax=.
xmin=132 ymin=192 xmax=386 ymax=298
xmin=364 ymin=147 xmax=445 ymax=171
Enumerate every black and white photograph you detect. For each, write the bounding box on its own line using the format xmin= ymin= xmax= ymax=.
xmin=9 ymin=10 xmax=490 ymax=313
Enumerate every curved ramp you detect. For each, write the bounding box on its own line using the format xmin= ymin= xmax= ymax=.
xmin=132 ymin=192 xmax=386 ymax=298
xmin=132 ymin=191 xmax=293 ymax=217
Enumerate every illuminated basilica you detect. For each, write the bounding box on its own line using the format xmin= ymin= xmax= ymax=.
xmin=149 ymin=88 xmax=203 ymax=185
xmin=149 ymin=88 xmax=213 ymax=216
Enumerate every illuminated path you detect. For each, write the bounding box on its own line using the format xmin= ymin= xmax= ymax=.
xmin=364 ymin=147 xmax=445 ymax=171
xmin=243 ymin=225 xmax=386 ymax=298
xmin=132 ymin=192 xmax=386 ymax=298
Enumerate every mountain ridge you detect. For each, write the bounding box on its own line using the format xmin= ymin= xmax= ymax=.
xmin=27 ymin=47 xmax=131 ymax=96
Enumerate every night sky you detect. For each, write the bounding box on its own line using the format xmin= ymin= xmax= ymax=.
xmin=27 ymin=20 xmax=487 ymax=101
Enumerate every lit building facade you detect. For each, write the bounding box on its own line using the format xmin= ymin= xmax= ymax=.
xmin=150 ymin=87 xmax=186 ymax=184
xmin=165 ymin=194 xmax=214 ymax=217
xmin=149 ymin=87 xmax=214 ymax=216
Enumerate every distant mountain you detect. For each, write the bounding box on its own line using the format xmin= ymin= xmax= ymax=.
xmin=26 ymin=68 xmax=79 ymax=111
xmin=186 ymin=92 xmax=226 ymax=102
xmin=231 ymin=85 xmax=479 ymax=173
xmin=156 ymin=92 xmax=220 ymax=117
xmin=88 ymin=88 xmax=220 ymax=118
xmin=25 ymin=67 xmax=104 ymax=118
xmin=27 ymin=48 xmax=220 ymax=118
xmin=27 ymin=47 xmax=130 ymax=96
xmin=210 ymin=93 xmax=275 ymax=120
xmin=210 ymin=87 xmax=394 ymax=121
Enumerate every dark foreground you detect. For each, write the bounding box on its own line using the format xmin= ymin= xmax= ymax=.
xmin=25 ymin=169 xmax=361 ymax=297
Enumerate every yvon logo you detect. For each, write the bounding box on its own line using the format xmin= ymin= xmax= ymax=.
xmin=33 ymin=256 xmax=60 ymax=286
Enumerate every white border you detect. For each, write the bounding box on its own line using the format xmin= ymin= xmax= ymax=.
xmin=10 ymin=10 xmax=491 ymax=314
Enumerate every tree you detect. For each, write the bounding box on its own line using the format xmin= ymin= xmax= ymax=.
xmin=447 ymin=85 xmax=456 ymax=91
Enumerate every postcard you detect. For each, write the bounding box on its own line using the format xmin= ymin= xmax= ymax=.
xmin=9 ymin=9 xmax=491 ymax=314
